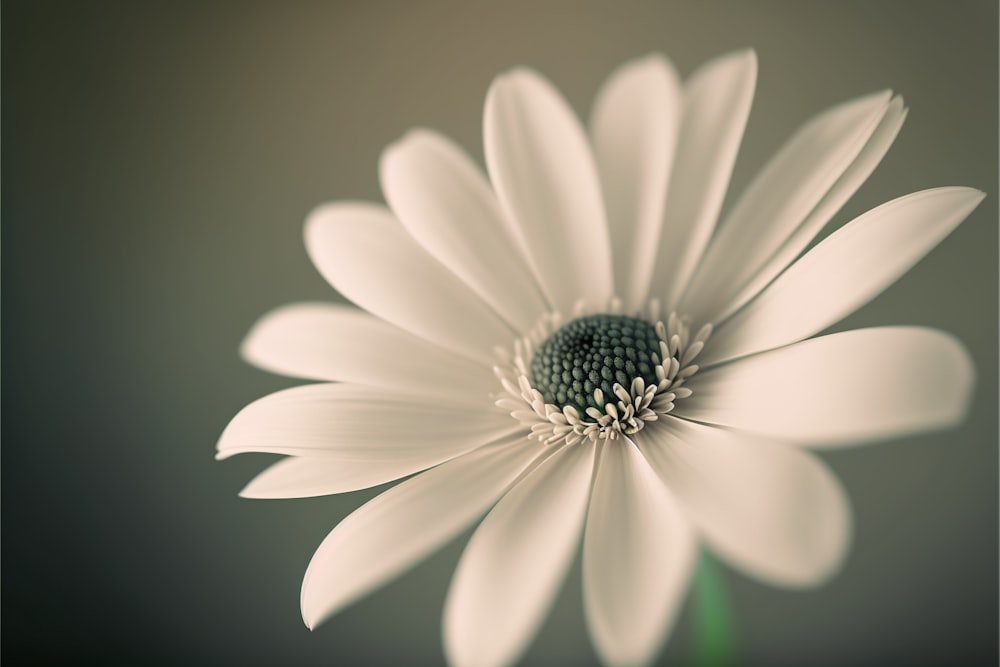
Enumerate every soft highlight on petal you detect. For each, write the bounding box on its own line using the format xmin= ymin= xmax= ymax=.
xmin=590 ymin=54 xmax=682 ymax=311
xmin=300 ymin=437 xmax=544 ymax=629
xmin=240 ymin=452 xmax=473 ymax=499
xmin=380 ymin=129 xmax=547 ymax=332
xmin=444 ymin=442 xmax=596 ymax=667
xmin=705 ymin=187 xmax=986 ymax=365
xmin=681 ymin=89 xmax=893 ymax=324
xmin=717 ymin=95 xmax=909 ymax=321
xmin=583 ymin=440 xmax=695 ymax=667
xmin=241 ymin=302 xmax=496 ymax=400
xmin=678 ymin=327 xmax=975 ymax=446
xmin=650 ymin=48 xmax=757 ymax=311
xmin=305 ymin=202 xmax=511 ymax=364
xmin=216 ymin=383 xmax=517 ymax=460
xmin=638 ymin=418 xmax=851 ymax=587
xmin=485 ymin=67 xmax=612 ymax=314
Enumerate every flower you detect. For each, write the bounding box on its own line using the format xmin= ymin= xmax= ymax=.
xmin=218 ymin=50 xmax=983 ymax=667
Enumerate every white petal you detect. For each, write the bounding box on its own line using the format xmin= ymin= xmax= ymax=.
xmin=300 ymin=437 xmax=544 ymax=628
xmin=583 ymin=440 xmax=695 ymax=667
xmin=240 ymin=452 xmax=471 ymax=499
xmin=380 ymin=129 xmax=547 ymax=332
xmin=677 ymin=327 xmax=974 ymax=447
xmin=704 ymin=187 xmax=986 ymax=365
xmin=717 ymin=96 xmax=908 ymax=321
xmin=485 ymin=68 xmax=612 ymax=315
xmin=305 ymin=202 xmax=511 ymax=365
xmin=681 ymin=90 xmax=893 ymax=325
xmin=241 ymin=302 xmax=496 ymax=400
xmin=589 ymin=54 xmax=682 ymax=311
xmin=649 ymin=49 xmax=757 ymax=311
xmin=444 ymin=441 xmax=597 ymax=667
xmin=216 ymin=383 xmax=517 ymax=460
xmin=638 ymin=418 xmax=851 ymax=587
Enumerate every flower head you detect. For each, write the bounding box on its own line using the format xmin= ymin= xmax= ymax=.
xmin=219 ymin=50 xmax=982 ymax=667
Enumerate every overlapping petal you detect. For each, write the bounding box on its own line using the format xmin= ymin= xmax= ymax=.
xmin=638 ymin=417 xmax=851 ymax=586
xmin=485 ymin=68 xmax=612 ymax=315
xmin=217 ymin=383 xmax=518 ymax=460
xmin=305 ymin=202 xmax=512 ymax=364
xmin=300 ymin=437 xmax=545 ymax=628
xmin=704 ymin=187 xmax=985 ymax=365
xmin=677 ymin=327 xmax=974 ymax=446
xmin=241 ymin=302 xmax=496 ymax=400
xmin=444 ymin=442 xmax=596 ymax=667
xmin=590 ymin=54 xmax=681 ymax=311
xmin=681 ymin=89 xmax=894 ymax=325
xmin=716 ymin=95 xmax=908 ymax=321
xmin=240 ymin=451 xmax=488 ymax=500
xmin=583 ymin=440 xmax=695 ymax=667
xmin=649 ymin=49 xmax=757 ymax=312
xmin=380 ymin=129 xmax=547 ymax=331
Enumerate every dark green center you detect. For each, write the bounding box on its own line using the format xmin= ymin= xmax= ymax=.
xmin=530 ymin=314 xmax=661 ymax=413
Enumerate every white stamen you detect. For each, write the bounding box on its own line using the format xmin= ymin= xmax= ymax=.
xmin=493 ymin=299 xmax=712 ymax=447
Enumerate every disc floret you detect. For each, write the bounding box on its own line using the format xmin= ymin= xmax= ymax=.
xmin=494 ymin=301 xmax=712 ymax=446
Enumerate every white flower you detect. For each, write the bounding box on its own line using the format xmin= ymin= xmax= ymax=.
xmin=218 ymin=50 xmax=983 ymax=667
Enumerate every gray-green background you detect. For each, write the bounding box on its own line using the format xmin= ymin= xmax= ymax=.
xmin=4 ymin=2 xmax=996 ymax=665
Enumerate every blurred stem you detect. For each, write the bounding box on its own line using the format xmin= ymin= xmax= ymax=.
xmin=693 ymin=552 xmax=734 ymax=667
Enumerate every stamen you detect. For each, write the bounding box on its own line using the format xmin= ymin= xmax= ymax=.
xmin=493 ymin=300 xmax=713 ymax=447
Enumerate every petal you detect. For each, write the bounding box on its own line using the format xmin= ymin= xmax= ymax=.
xmin=240 ymin=451 xmax=478 ymax=499
xmin=300 ymin=437 xmax=544 ymax=628
xmin=216 ymin=383 xmax=517 ymax=460
xmin=704 ymin=187 xmax=986 ymax=365
xmin=649 ymin=49 xmax=757 ymax=311
xmin=444 ymin=441 xmax=597 ymax=667
xmin=485 ymin=68 xmax=612 ymax=315
xmin=305 ymin=202 xmax=511 ymax=365
xmin=677 ymin=327 xmax=975 ymax=447
xmin=380 ymin=129 xmax=547 ymax=332
xmin=638 ymin=417 xmax=851 ymax=587
xmin=680 ymin=89 xmax=894 ymax=325
xmin=583 ymin=440 xmax=695 ymax=667
xmin=589 ymin=54 xmax=682 ymax=311
xmin=241 ymin=302 xmax=496 ymax=399
xmin=717 ymin=96 xmax=908 ymax=321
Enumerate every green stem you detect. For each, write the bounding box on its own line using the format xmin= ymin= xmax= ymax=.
xmin=693 ymin=552 xmax=734 ymax=667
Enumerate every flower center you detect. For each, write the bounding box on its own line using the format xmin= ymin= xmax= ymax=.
xmin=530 ymin=314 xmax=662 ymax=412
xmin=494 ymin=303 xmax=712 ymax=447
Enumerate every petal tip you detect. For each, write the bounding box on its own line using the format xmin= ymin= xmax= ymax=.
xmin=702 ymin=47 xmax=758 ymax=80
xmin=302 ymin=202 xmax=337 ymax=259
xmin=237 ymin=482 xmax=266 ymax=499
xmin=489 ymin=66 xmax=538 ymax=92
xmin=942 ymin=333 xmax=976 ymax=415
xmin=838 ymin=88 xmax=894 ymax=119
xmin=929 ymin=185 xmax=988 ymax=210
xmin=382 ymin=127 xmax=436 ymax=160
xmin=300 ymin=594 xmax=322 ymax=631
xmin=968 ymin=187 xmax=988 ymax=203
xmin=689 ymin=48 xmax=758 ymax=96
xmin=728 ymin=47 xmax=758 ymax=73
xmin=215 ymin=442 xmax=235 ymax=460
xmin=630 ymin=51 xmax=675 ymax=73
xmin=607 ymin=52 xmax=681 ymax=93
xmin=238 ymin=325 xmax=266 ymax=368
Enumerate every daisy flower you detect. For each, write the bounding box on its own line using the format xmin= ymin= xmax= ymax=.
xmin=218 ymin=50 xmax=983 ymax=667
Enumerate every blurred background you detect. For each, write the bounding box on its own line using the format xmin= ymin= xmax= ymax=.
xmin=3 ymin=1 xmax=996 ymax=665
